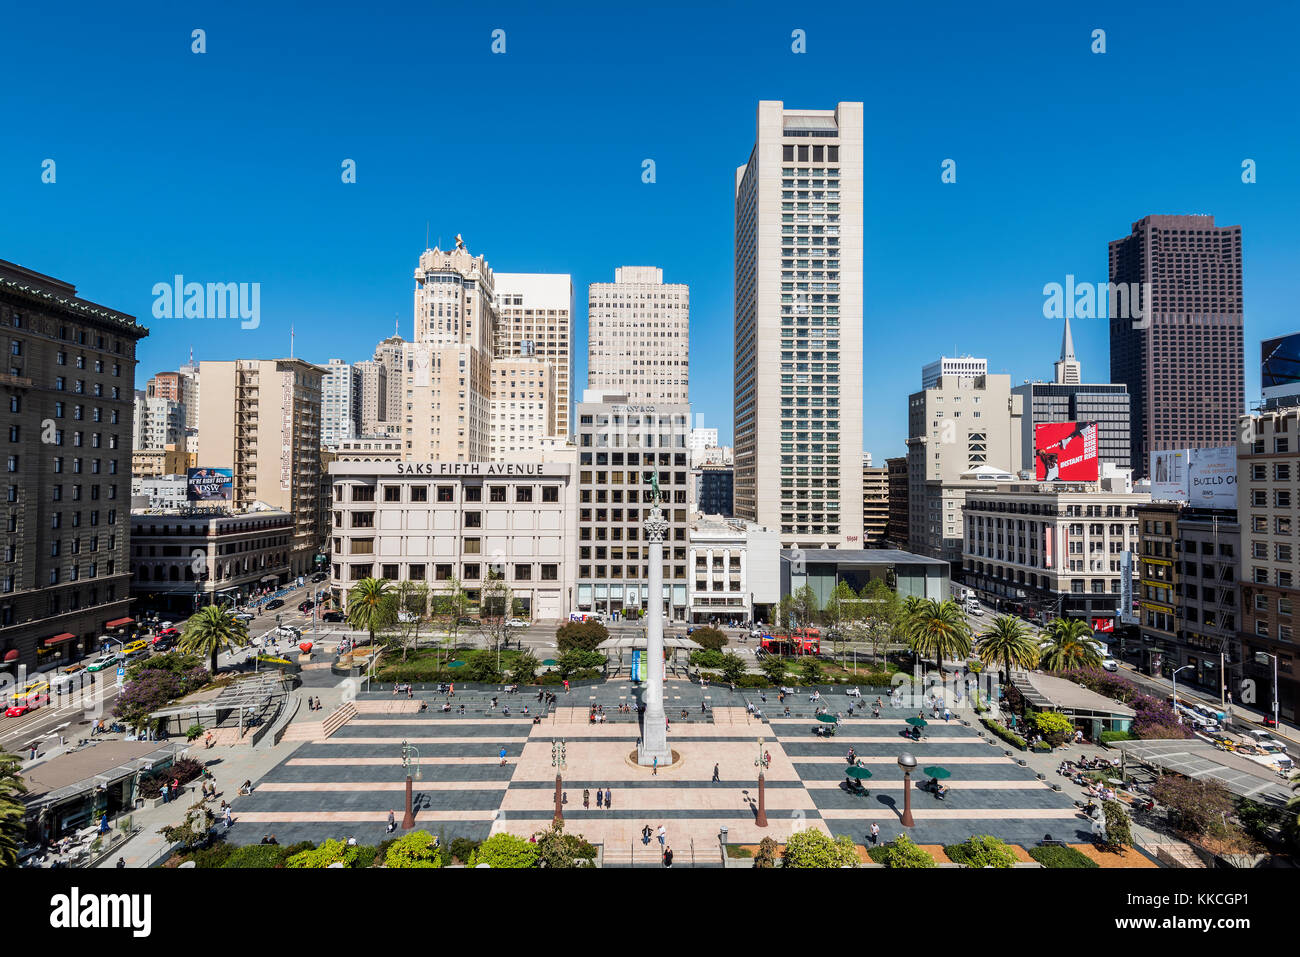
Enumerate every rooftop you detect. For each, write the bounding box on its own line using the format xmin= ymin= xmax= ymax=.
xmin=779 ymin=548 xmax=950 ymax=567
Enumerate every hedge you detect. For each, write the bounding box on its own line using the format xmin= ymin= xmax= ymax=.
xmin=981 ymin=717 xmax=1027 ymax=750
xmin=1099 ymin=730 xmax=1133 ymax=745
xmin=1028 ymin=845 xmax=1099 ymax=868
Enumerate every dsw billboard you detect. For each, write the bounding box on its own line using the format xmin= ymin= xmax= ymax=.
xmin=1149 ymin=447 xmax=1237 ymax=508
xmin=187 ymin=467 xmax=234 ymax=502
xmin=1034 ymin=422 xmax=1098 ymax=481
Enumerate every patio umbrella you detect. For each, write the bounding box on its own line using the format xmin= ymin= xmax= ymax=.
xmin=448 ymin=660 xmax=465 ymax=669
xmin=542 ymin=659 xmax=558 ymax=667
xmin=905 ymin=717 xmax=928 ymax=728
xmin=816 ymin=713 xmax=839 ymax=723
xmin=844 ymin=766 xmax=873 ymax=780
xmin=922 ymin=766 xmax=951 ymax=780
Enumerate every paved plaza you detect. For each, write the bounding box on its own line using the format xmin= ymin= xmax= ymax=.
xmin=223 ymin=679 xmax=1099 ymax=863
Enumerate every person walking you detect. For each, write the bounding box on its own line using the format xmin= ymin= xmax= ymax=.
xmin=642 ymin=824 xmax=652 ymax=846
xmin=652 ymin=755 xmax=658 ymax=776
xmin=563 ymin=678 xmax=570 ymax=694
xmin=224 ymin=807 xmax=232 ymax=830
xmin=387 ymin=809 xmax=396 ymax=833
xmin=115 ymin=857 xmax=126 ymax=868
xmin=596 ymin=788 xmax=603 ymax=809
xmin=712 ymin=763 xmax=720 ymax=783
xmin=870 ymin=823 xmax=880 ymax=845
xmin=657 ymin=825 xmax=666 ymax=848
xmin=499 ymin=746 xmax=508 ymax=766
xmin=583 ymin=788 xmax=590 ymax=809
xmin=604 ymin=787 xmax=611 ymax=809
xmin=663 ymin=845 xmax=673 ymax=868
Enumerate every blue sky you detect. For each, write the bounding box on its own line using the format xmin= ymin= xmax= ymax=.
xmin=2 ymin=1 xmax=1297 ymax=461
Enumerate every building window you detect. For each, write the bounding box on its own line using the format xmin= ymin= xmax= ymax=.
xmin=540 ymin=564 xmax=558 ymax=581
xmin=410 ymin=485 xmax=428 ymax=502
xmin=437 ymin=486 xmax=454 ymax=502
xmin=515 ymin=564 xmax=532 ymax=581
xmin=516 ymin=486 xmax=533 ymax=503
xmin=489 ymin=486 xmax=507 ymax=503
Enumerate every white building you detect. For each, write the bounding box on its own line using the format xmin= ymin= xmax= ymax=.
xmin=322 ymin=358 xmax=361 ymax=447
xmin=921 ymin=356 xmax=988 ymax=390
xmin=733 ymin=101 xmax=865 ymax=549
xmin=489 ymin=358 xmax=557 ymax=461
xmin=494 ymin=272 xmax=574 ymax=438
xmin=690 ymin=427 xmax=719 ymax=451
xmin=588 ymin=266 xmax=689 ymax=404
xmin=688 ymin=515 xmax=780 ymax=623
xmin=131 ymin=474 xmax=189 ymax=510
xmin=133 ymin=394 xmax=185 ymax=450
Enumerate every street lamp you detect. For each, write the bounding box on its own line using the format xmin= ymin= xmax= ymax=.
xmin=1171 ymin=664 xmax=1194 ymax=723
xmin=1255 ymin=652 xmax=1281 ymax=729
xmin=754 ymin=736 xmax=769 ymax=827
xmin=400 ymin=740 xmax=421 ymax=829
xmin=898 ymin=752 xmax=917 ymax=827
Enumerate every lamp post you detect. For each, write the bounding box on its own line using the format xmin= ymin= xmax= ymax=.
xmin=754 ymin=736 xmax=770 ymax=827
xmin=400 ymin=740 xmax=420 ymax=829
xmin=898 ymin=752 xmax=917 ymax=827
xmin=1255 ymin=652 xmax=1280 ymax=729
xmin=1171 ymin=664 xmax=1193 ymax=723
xmin=551 ymin=738 xmax=566 ymax=823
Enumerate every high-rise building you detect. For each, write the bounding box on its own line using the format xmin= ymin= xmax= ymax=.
xmin=1109 ymin=214 xmax=1244 ymax=476
xmin=321 ymin=358 xmax=362 ymax=447
xmin=0 ymin=260 xmax=146 ymax=669
xmin=697 ymin=466 xmax=734 ymax=516
xmin=733 ymin=100 xmax=864 ymax=549
xmin=907 ymin=371 xmax=1024 ymax=565
xmin=862 ymin=463 xmax=888 ymax=546
xmin=588 ymin=266 xmax=689 ymax=404
xmin=1261 ymin=332 xmax=1300 ymax=411
xmin=489 ymin=358 xmax=556 ymax=461
xmin=371 ymin=334 xmax=405 ymax=435
xmin=1053 ymin=317 xmax=1082 ymax=386
xmin=177 ymin=353 xmax=200 ymax=431
xmin=494 ymin=273 xmax=574 ymax=437
xmin=196 ymin=358 xmax=325 ymax=577
xmin=575 ymin=392 xmax=691 ymax=621
xmin=133 ymin=393 xmax=185 ymax=450
xmin=921 ymin=356 xmax=987 ymax=390
xmin=885 ymin=456 xmax=909 ymax=546
xmin=355 ymin=359 xmax=388 ymax=436
xmin=1237 ymin=405 xmax=1298 ymax=722
xmin=690 ymin=427 xmax=719 ymax=452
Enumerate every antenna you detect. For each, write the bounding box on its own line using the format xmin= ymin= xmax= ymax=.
xmin=425 ymin=221 xmax=429 ymax=250
xmin=290 ymin=324 xmax=295 ymax=359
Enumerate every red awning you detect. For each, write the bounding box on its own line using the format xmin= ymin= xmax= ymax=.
xmin=2 ymin=650 xmax=18 ymax=662
xmin=105 ymin=617 xmax=134 ymax=629
xmin=45 ymin=633 xmax=76 ymax=645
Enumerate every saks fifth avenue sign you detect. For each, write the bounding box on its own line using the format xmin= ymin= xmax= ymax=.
xmin=396 ymin=462 xmax=546 ymax=476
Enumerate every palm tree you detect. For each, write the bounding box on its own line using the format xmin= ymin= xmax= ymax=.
xmin=347 ymin=577 xmax=395 ymax=650
xmin=178 ymin=605 xmax=250 ymax=674
xmin=905 ymin=599 xmax=972 ymax=674
xmin=976 ymin=615 xmax=1041 ymax=682
xmin=1038 ymin=617 xmax=1102 ymax=672
xmin=0 ymin=753 xmax=27 ymax=868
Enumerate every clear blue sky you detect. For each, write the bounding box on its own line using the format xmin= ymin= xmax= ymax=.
xmin=3 ymin=1 xmax=1297 ymax=461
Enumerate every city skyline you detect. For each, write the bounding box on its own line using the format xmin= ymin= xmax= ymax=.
xmin=3 ymin=2 xmax=1298 ymax=463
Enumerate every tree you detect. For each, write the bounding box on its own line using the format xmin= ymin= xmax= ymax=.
xmin=689 ymin=626 xmax=728 ymax=651
xmin=759 ymin=655 xmax=788 ymax=686
xmin=905 ymin=599 xmax=972 ymax=674
xmin=532 ymin=821 xmax=596 ymax=868
xmin=791 ymin=585 xmax=819 ymax=632
xmin=509 ymin=650 xmax=540 ymax=685
xmin=158 ymin=801 xmax=215 ymax=854
xmin=0 ymin=752 xmax=28 ymax=868
xmin=555 ymin=650 xmax=604 ymax=679
xmin=882 ymin=833 xmax=937 ymax=868
xmin=719 ymin=653 xmax=747 ymax=685
xmin=857 ymin=579 xmax=904 ymax=664
xmin=555 ymin=621 xmax=608 ymax=653
xmin=1102 ymin=800 xmax=1133 ymax=849
xmin=1029 ymin=710 xmax=1074 ymax=746
xmin=432 ymin=576 xmax=471 ymax=647
xmin=383 ymin=830 xmax=444 ymax=868
xmin=478 ymin=571 xmax=514 ymax=654
xmin=754 ymin=836 xmax=778 ymax=869
xmin=821 ymin=580 xmax=861 ymax=660
xmin=474 ymin=832 xmax=539 ymax=868
xmin=1152 ymin=775 xmax=1237 ymax=838
xmin=385 ymin=581 xmax=431 ymax=663
xmin=1039 ymin=617 xmax=1101 ymax=672
xmin=944 ymin=835 xmax=1017 ymax=868
xmin=782 ymin=828 xmax=859 ymax=868
xmin=347 ymin=577 xmax=395 ymax=651
xmin=799 ymin=657 xmax=824 ymax=684
xmin=177 ymin=605 xmax=249 ymax=674
xmin=976 ymin=615 xmax=1040 ymax=682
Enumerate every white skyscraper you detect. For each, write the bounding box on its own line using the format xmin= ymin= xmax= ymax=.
xmin=733 ymin=101 xmax=864 ymax=548
xmin=588 ymin=266 xmax=689 ymax=404
xmin=494 ymin=273 xmax=574 ymax=438
xmin=921 ymin=356 xmax=988 ymax=389
xmin=321 ymin=358 xmax=361 ymax=447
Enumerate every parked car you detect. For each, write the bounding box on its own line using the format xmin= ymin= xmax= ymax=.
xmin=86 ymin=652 xmax=121 ymax=673
xmin=5 ymin=693 xmax=49 ymax=718
xmin=266 ymin=599 xmax=285 ymax=610
xmin=507 ymin=618 xmax=529 ymax=629
xmin=457 ymin=617 xmax=478 ymax=627
xmin=322 ymin=610 xmax=345 ymax=623
xmin=1101 ymin=658 xmax=1119 ymax=672
xmin=233 ymin=612 xmax=255 ymax=623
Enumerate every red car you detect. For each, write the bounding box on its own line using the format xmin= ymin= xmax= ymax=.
xmin=6 ymin=693 xmax=50 ymax=718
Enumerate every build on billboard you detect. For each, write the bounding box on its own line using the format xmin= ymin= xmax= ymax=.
xmin=1034 ymin=422 xmax=1099 ymax=481
xmin=187 ymin=468 xmax=233 ymax=502
xmin=1262 ymin=332 xmax=1300 ymax=403
xmin=1149 ymin=448 xmax=1237 ymax=508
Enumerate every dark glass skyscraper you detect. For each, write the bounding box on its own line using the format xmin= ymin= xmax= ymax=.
xmin=1109 ymin=214 xmax=1244 ymax=476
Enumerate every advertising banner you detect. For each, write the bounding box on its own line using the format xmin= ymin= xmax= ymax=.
xmin=1150 ymin=447 xmax=1237 ymax=508
xmin=1149 ymin=449 xmax=1188 ymax=500
xmin=632 ymin=649 xmax=643 ymax=682
xmin=186 ymin=467 xmax=233 ymax=501
xmin=1262 ymin=333 xmax=1300 ymax=403
xmin=1034 ymin=422 xmax=1099 ymax=481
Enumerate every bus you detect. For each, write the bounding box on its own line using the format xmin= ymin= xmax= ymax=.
xmin=760 ymin=627 xmax=821 ymax=656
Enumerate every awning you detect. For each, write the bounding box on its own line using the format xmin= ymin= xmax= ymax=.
xmin=2 ymin=650 xmax=18 ymax=663
xmin=45 ymin=633 xmax=76 ymax=645
xmin=105 ymin=618 xmax=133 ymax=629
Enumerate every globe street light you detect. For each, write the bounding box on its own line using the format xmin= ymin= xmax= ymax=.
xmin=1255 ymin=652 xmax=1281 ymax=729
xmin=898 ymin=752 xmax=918 ymax=827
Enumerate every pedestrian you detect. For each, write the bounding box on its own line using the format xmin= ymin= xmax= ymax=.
xmin=583 ymin=789 xmax=590 ymax=809
xmin=712 ymin=763 xmax=720 ymax=783
xmin=657 ymin=825 xmax=666 ymax=848
xmin=870 ymin=823 xmax=880 ymax=845
xmin=224 ymin=808 xmax=232 ymax=830
xmin=387 ymin=809 xmax=396 ymax=833
xmin=596 ymin=788 xmax=603 ymax=809
xmin=563 ymin=679 xmax=570 ymax=694
xmin=160 ymin=783 xmax=169 ymax=804
xmin=499 ymin=746 xmax=508 ymax=766
xmin=652 ymin=755 xmax=658 ymax=776
xmin=663 ymin=845 xmax=673 ymax=868
xmin=642 ymin=824 xmax=652 ymax=846
xmin=604 ymin=787 xmax=611 ymax=809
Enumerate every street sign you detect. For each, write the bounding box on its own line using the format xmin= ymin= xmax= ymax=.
xmin=116 ymin=666 xmax=125 ymax=688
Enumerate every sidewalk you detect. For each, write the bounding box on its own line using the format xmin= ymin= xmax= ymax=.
xmin=1115 ymin=661 xmax=1297 ymax=745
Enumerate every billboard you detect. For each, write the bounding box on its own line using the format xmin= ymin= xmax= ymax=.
xmin=186 ymin=468 xmax=233 ymax=502
xmin=1149 ymin=448 xmax=1237 ymax=508
xmin=1262 ymin=332 xmax=1300 ymax=403
xmin=1034 ymin=422 xmax=1099 ymax=481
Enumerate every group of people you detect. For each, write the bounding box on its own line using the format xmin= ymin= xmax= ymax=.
xmin=582 ymin=787 xmax=615 ymax=809
xmin=304 ymin=696 xmax=325 ymax=712
xmin=589 ymin=705 xmax=607 ymax=724
xmin=641 ymin=824 xmax=673 ymax=867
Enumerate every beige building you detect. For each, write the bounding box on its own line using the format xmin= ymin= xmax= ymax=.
xmin=494 ymin=273 xmax=574 ymax=438
xmin=733 ymin=101 xmax=865 ymax=549
xmin=907 ymin=368 xmax=1024 ymax=564
xmin=588 ymin=266 xmax=689 ymax=404
xmin=335 ymin=436 xmax=404 ymax=463
xmin=862 ymin=462 xmax=888 ymax=546
xmin=329 ymin=456 xmax=578 ymax=620
xmin=368 ymin=334 xmax=405 ymax=436
xmin=132 ymin=444 xmax=187 ymax=479
xmin=196 ymin=358 xmax=325 ymax=577
xmin=490 ymin=358 xmax=556 ymax=461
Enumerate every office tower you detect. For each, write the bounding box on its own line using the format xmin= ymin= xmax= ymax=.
xmin=885 ymin=455 xmax=909 ymax=546
xmin=1054 ymin=316 xmax=1082 ymax=385
xmin=921 ymin=356 xmax=987 ymax=390
xmin=372 ymin=334 xmax=405 ymax=434
xmin=907 ymin=371 xmax=1024 ymax=565
xmin=588 ymin=267 xmax=689 ymax=404
xmin=1238 ymin=406 xmax=1299 ymax=723
xmin=133 ymin=393 xmax=185 ymax=450
xmin=0 ymin=259 xmax=145 ymax=669
xmin=734 ymin=100 xmax=864 ymax=549
xmin=321 ymin=358 xmax=361 ymax=447
xmin=177 ymin=353 xmax=200 ymax=430
xmin=574 ymin=392 xmax=691 ymax=621
xmin=690 ymin=427 xmax=719 ymax=452
xmin=494 ymin=273 xmax=574 ymax=437
xmin=862 ymin=463 xmax=888 ymax=545
xmin=697 ymin=466 xmax=735 ymax=516
xmin=196 ymin=358 xmax=325 ymax=576
xmin=356 ymin=359 xmax=387 ymax=435
xmin=489 ymin=358 xmax=556 ymax=460
xmin=1109 ymin=214 xmax=1244 ymax=475
xmin=1261 ymin=332 xmax=1300 ymax=411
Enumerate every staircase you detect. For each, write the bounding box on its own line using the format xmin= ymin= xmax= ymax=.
xmin=278 ymin=702 xmax=357 ymax=743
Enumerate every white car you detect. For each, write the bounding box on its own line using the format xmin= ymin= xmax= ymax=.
xmin=507 ymin=618 xmax=529 ymax=629
xmin=1101 ymin=658 xmax=1119 ymax=672
xmin=232 ymin=612 xmax=255 ymax=623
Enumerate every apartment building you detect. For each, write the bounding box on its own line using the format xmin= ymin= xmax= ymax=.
xmin=697 ymin=466 xmax=734 ymax=516
xmin=133 ymin=393 xmax=184 ymax=450
xmin=489 ymin=358 xmax=556 ymax=461
xmin=328 ymin=458 xmax=578 ymax=620
xmin=588 ymin=266 xmax=689 ymax=404
xmin=321 ymin=358 xmax=362 ymax=447
xmin=862 ymin=463 xmax=888 ymax=546
xmin=494 ymin=273 xmax=574 ymax=437
xmin=885 ymin=455 xmax=909 ymax=547
xmin=733 ymin=101 xmax=864 ymax=549
xmin=0 ymin=260 xmax=145 ymax=669
xmin=132 ymin=444 xmax=187 ymax=479
xmin=921 ymin=356 xmax=987 ymax=389
xmin=196 ymin=358 xmax=325 ymax=577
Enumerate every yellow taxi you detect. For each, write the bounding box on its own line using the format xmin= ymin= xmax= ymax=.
xmin=121 ymin=638 xmax=150 ymax=659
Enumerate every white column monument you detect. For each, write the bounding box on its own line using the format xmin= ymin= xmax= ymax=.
xmin=638 ymin=475 xmax=672 ymax=767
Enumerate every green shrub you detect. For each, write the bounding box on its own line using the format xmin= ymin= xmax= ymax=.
xmin=944 ymin=835 xmax=1018 ymax=868
xmin=1099 ymin=730 xmax=1133 ymax=745
xmin=690 ymin=649 xmax=726 ymax=669
xmin=1103 ymin=800 xmax=1133 ymax=849
xmin=1028 ymin=845 xmax=1099 ymax=868
xmin=981 ymin=717 xmax=1027 ymax=750
xmin=782 ymin=828 xmax=858 ymax=868
xmin=719 ymin=653 xmax=747 ymax=684
xmin=689 ymin=626 xmax=728 ymax=651
xmin=882 ymin=834 xmax=937 ymax=868
xmin=754 ymin=837 xmax=778 ymax=868
xmin=473 ymin=832 xmax=539 ymax=868
xmin=449 ymin=837 xmax=481 ymax=865
xmin=185 ymin=723 xmax=205 ymax=741
xmin=223 ymin=844 xmax=289 ymax=868
xmin=180 ymin=841 xmax=235 ymax=868
xmin=1029 ymin=710 xmax=1074 ymax=747
xmin=865 ymin=844 xmax=888 ymax=864
xmin=286 ymin=838 xmax=365 ymax=868
xmin=384 ymin=831 xmax=443 ymax=868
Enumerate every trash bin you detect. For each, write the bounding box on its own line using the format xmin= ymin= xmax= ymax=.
xmin=720 ymin=825 xmax=728 ymax=844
